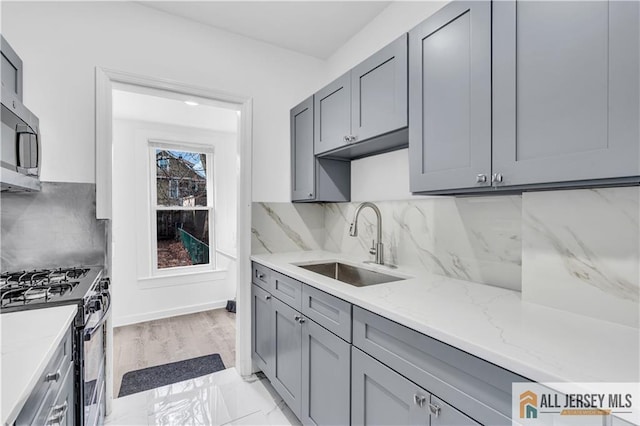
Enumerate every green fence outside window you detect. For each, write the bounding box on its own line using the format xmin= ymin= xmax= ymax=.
xmin=178 ymin=228 xmax=209 ymax=265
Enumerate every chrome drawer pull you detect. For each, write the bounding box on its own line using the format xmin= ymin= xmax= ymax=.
xmin=413 ymin=394 xmax=426 ymax=407
xmin=429 ymin=403 xmax=441 ymax=417
xmin=257 ymin=273 xmax=265 ymax=279
xmin=45 ymin=370 xmax=61 ymax=382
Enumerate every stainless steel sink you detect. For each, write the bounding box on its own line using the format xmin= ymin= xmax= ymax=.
xmin=298 ymin=262 xmax=404 ymax=287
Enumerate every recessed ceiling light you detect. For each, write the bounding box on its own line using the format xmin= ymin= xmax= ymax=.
xmin=184 ymin=100 xmax=199 ymax=106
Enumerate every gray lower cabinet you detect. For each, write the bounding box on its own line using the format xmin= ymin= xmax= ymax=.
xmin=408 ymin=1 xmax=492 ymax=193
xmin=301 ymin=317 xmax=350 ymax=426
xmin=271 ymin=297 xmax=303 ymax=418
xmin=352 ymin=347 xmax=479 ymax=426
xmin=251 ymin=284 xmax=274 ymax=376
xmin=492 ymin=0 xmax=640 ymax=187
xmin=256 ymin=283 xmax=351 ymax=425
xmin=291 ymin=96 xmax=350 ymax=203
xmin=352 ymin=347 xmax=430 ymax=425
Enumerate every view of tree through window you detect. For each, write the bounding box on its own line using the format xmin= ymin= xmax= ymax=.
xmin=154 ymin=148 xmax=211 ymax=269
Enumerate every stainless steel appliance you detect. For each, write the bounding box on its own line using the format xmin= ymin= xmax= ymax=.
xmin=1 ymin=35 xmax=41 ymax=192
xmin=1 ymin=267 xmax=110 ymax=426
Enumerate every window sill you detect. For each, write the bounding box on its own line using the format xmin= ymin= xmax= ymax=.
xmin=138 ymin=268 xmax=228 ymax=289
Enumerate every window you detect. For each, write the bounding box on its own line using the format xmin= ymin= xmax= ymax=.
xmin=152 ymin=145 xmax=213 ymax=271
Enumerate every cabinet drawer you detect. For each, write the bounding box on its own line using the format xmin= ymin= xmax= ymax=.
xmin=271 ymin=271 xmax=302 ymax=310
xmin=251 ymin=262 xmax=272 ymax=292
xmin=353 ymin=306 xmax=528 ymax=425
xmin=302 ymin=284 xmax=351 ymax=342
xmin=15 ymin=326 xmax=73 ymax=425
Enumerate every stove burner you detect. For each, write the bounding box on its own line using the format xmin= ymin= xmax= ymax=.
xmin=0 ymin=267 xmax=89 ymax=308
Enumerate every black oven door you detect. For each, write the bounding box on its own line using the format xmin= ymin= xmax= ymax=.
xmin=83 ymin=292 xmax=109 ymax=426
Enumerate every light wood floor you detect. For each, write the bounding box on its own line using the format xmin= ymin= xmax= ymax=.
xmin=113 ymin=308 xmax=236 ymax=397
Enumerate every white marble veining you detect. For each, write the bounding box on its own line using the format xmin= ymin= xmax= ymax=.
xmin=324 ymin=197 xmax=522 ymax=290
xmin=252 ymin=251 xmax=639 ymax=388
xmin=105 ymin=368 xmax=298 ymax=426
xmin=522 ymin=187 xmax=640 ymax=328
xmin=1 ymin=305 xmax=78 ymax=426
xmin=251 ymin=202 xmax=324 ymax=255
xmin=252 ymin=197 xmax=522 ymax=291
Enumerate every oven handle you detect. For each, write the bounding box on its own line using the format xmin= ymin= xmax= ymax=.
xmin=84 ymin=291 xmax=111 ymax=341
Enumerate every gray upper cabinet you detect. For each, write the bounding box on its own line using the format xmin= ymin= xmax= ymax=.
xmin=291 ymin=96 xmax=350 ymax=203
xmin=291 ymin=97 xmax=316 ymax=201
xmin=314 ymin=35 xmax=409 ymax=160
xmin=301 ymin=318 xmax=351 ymax=426
xmin=351 ymin=33 xmax=408 ymax=145
xmin=408 ymin=1 xmax=492 ymax=193
xmin=492 ymin=0 xmax=640 ymax=187
xmin=314 ymin=73 xmax=352 ymax=155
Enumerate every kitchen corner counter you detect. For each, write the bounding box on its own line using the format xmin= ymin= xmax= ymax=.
xmin=1 ymin=305 xmax=77 ymax=426
xmin=251 ymin=251 xmax=639 ymax=388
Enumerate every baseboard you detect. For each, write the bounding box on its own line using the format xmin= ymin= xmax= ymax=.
xmin=113 ymin=300 xmax=228 ymax=327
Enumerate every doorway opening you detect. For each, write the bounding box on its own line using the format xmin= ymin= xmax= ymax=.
xmin=95 ymin=69 xmax=252 ymax=409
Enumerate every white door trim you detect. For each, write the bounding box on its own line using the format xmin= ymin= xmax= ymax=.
xmin=95 ymin=67 xmax=253 ymax=412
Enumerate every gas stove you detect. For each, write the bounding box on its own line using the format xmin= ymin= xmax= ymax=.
xmin=0 ymin=266 xmax=103 ymax=315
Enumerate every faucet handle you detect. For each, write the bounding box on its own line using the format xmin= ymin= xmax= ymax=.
xmin=349 ymin=222 xmax=357 ymax=237
xmin=369 ymin=240 xmax=377 ymax=256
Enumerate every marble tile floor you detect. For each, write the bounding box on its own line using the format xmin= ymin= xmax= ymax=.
xmin=105 ymin=367 xmax=300 ymax=426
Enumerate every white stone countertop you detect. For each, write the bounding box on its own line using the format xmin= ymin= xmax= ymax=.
xmin=1 ymin=305 xmax=77 ymax=426
xmin=251 ymin=251 xmax=640 ymax=388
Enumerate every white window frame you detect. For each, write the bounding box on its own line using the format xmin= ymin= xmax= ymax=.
xmin=148 ymin=139 xmax=215 ymax=276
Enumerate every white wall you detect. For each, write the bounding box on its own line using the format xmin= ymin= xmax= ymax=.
xmin=1 ymin=1 xmax=325 ymax=201
xmin=323 ymin=1 xmax=446 ymax=202
xmin=112 ymin=117 xmax=237 ymax=326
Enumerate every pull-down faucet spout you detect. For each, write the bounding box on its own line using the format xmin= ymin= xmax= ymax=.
xmin=349 ymin=202 xmax=384 ymax=265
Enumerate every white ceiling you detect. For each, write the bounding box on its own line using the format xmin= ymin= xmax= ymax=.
xmin=112 ymin=89 xmax=239 ymax=133
xmin=139 ymin=1 xmax=392 ymax=59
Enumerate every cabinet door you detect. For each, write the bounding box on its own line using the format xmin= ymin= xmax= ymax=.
xmin=271 ymin=297 xmax=302 ymax=418
xmin=351 ymin=34 xmax=408 ymax=143
xmin=251 ymin=284 xmax=274 ymax=377
xmin=291 ymin=96 xmax=315 ymax=201
xmin=430 ymin=395 xmax=480 ymax=426
xmin=352 ymin=347 xmax=429 ymax=426
xmin=314 ymin=73 xmax=351 ymax=155
xmin=408 ymin=1 xmax=492 ymax=193
xmin=493 ymin=1 xmax=640 ymax=186
xmin=301 ymin=319 xmax=350 ymax=426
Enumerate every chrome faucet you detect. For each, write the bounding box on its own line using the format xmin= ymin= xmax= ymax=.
xmin=349 ymin=202 xmax=384 ymax=265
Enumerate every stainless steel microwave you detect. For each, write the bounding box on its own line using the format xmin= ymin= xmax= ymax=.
xmin=1 ymin=36 xmax=40 ymax=192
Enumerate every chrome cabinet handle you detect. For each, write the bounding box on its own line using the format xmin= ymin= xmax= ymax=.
xmin=349 ymin=135 xmax=357 ymax=143
xmin=413 ymin=394 xmax=426 ymax=407
xmin=476 ymin=174 xmax=487 ymax=183
xmin=429 ymin=403 xmax=441 ymax=418
xmin=492 ymin=173 xmax=503 ymax=183
xmin=298 ymin=317 xmax=306 ymax=324
xmin=257 ymin=273 xmax=265 ymax=279
xmin=264 ymin=295 xmax=271 ymax=300
xmin=45 ymin=370 xmax=61 ymax=382
xmin=343 ymin=135 xmax=350 ymax=142
xmin=294 ymin=315 xmax=301 ymax=322
xmin=308 ymin=193 xmax=313 ymax=198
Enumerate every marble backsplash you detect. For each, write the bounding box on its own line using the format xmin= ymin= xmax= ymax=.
xmin=252 ymin=186 xmax=640 ymax=327
xmin=1 ymin=182 xmax=107 ymax=270
xmin=252 ymin=196 xmax=523 ymax=291
xmin=522 ymin=187 xmax=639 ymax=328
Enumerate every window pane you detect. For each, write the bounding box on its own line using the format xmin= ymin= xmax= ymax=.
xmin=157 ymin=210 xmax=209 ymax=269
xmin=156 ymin=149 xmax=207 ymax=206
